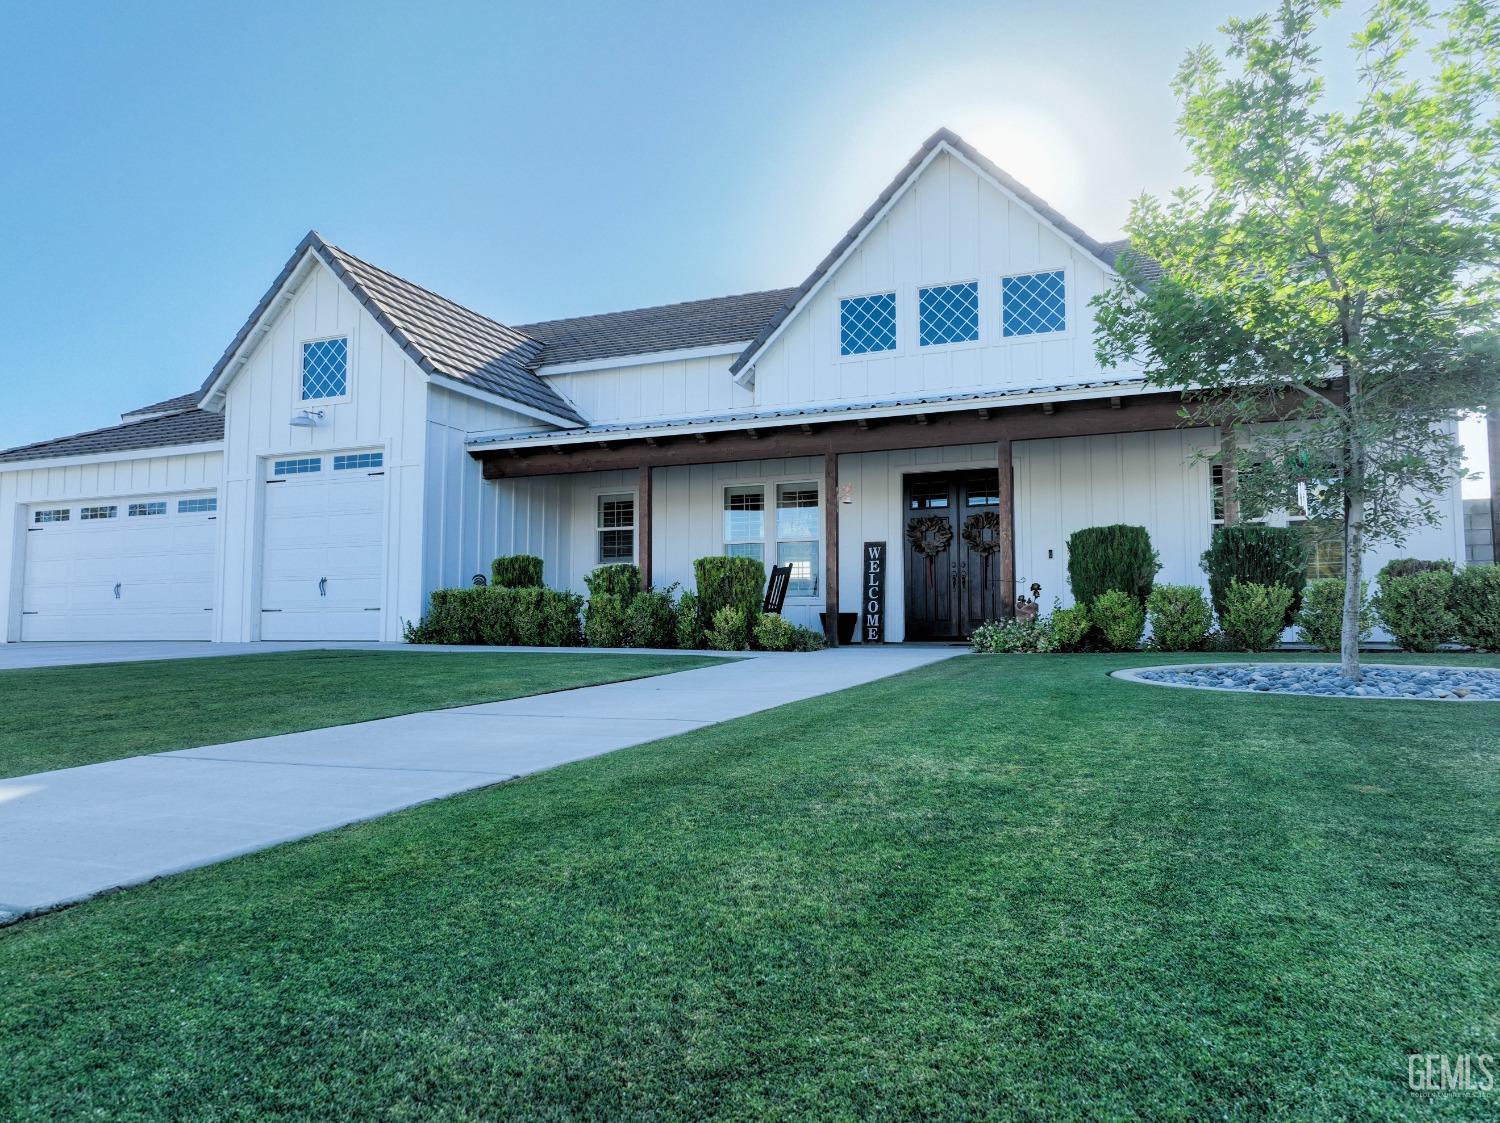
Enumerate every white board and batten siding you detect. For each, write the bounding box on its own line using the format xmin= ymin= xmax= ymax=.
xmin=539 ymin=353 xmax=754 ymax=427
xmin=216 ymin=257 xmax=428 ymax=642
xmin=422 ymin=384 xmax=557 ymax=594
xmin=748 ymin=150 xmax=1129 ymax=411
xmin=0 ymin=450 xmax=222 ymax=641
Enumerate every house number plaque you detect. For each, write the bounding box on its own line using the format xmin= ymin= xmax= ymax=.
xmin=862 ymin=541 xmax=886 ymax=644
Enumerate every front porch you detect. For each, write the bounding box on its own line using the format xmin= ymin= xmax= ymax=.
xmin=469 ymin=389 xmax=1210 ymax=645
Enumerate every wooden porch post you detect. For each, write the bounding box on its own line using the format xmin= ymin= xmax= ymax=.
xmin=824 ymin=451 xmax=840 ymax=646
xmin=637 ymin=465 xmax=653 ymax=589
xmin=998 ymin=438 xmax=1016 ymax=618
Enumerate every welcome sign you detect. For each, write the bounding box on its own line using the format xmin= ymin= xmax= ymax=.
xmin=862 ymin=542 xmax=886 ymax=644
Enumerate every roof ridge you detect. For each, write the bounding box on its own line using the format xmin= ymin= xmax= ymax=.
xmin=516 ymin=285 xmax=798 ymax=331
xmin=319 ymin=240 xmax=540 ymax=345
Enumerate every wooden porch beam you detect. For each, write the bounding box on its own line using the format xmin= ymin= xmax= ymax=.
xmin=478 ymin=394 xmax=1195 ymax=479
xmin=824 ymin=450 xmax=839 ymax=647
xmin=638 ymin=465 xmax=653 ymax=590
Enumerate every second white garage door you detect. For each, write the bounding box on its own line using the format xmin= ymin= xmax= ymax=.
xmin=260 ymin=451 xmax=386 ymax=641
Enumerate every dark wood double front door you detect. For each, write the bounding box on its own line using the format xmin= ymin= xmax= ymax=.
xmin=903 ymin=470 xmax=1007 ymax=640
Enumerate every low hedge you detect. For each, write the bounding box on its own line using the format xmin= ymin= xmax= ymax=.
xmin=405 ymin=587 xmax=584 ymax=646
xmin=1145 ymin=584 xmax=1211 ymax=652
xmin=1375 ymin=570 xmax=1456 ymax=652
xmin=1202 ymin=524 xmax=1307 ymax=626
xmin=1449 ymin=564 xmax=1500 ymax=651
xmin=1295 ymin=578 xmax=1373 ymax=652
xmin=1221 ymin=580 xmax=1294 ymax=652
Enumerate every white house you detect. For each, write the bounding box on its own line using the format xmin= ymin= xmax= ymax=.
xmin=0 ymin=129 xmax=1465 ymax=646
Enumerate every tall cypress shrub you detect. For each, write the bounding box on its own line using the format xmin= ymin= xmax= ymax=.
xmin=1066 ymin=525 xmax=1160 ymax=606
xmin=491 ymin=555 xmax=544 ymax=588
xmin=693 ymin=556 xmax=766 ymax=638
xmin=1201 ymin=525 xmax=1307 ymax=625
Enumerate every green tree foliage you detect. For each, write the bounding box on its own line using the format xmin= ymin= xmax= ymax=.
xmin=1093 ymin=0 xmax=1500 ymax=677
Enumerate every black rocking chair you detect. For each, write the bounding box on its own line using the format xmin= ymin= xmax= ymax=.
xmin=762 ymin=564 xmax=792 ymax=615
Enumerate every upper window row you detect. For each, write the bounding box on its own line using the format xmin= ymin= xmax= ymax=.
xmin=838 ymin=270 xmax=1066 ymax=356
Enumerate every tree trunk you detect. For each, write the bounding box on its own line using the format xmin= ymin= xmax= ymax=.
xmin=1340 ymin=450 xmax=1366 ymax=680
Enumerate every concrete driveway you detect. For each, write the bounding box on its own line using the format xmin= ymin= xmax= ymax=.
xmin=0 ymin=645 xmax=963 ymax=923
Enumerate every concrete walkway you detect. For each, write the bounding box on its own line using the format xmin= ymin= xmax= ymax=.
xmin=0 ymin=646 xmax=961 ymax=923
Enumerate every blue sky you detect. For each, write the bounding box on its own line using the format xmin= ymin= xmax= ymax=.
xmin=0 ymin=0 xmax=1486 ymax=489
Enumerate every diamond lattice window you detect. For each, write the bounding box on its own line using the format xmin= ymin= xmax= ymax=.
xmin=1001 ymin=271 xmax=1066 ymax=336
xmin=839 ymin=293 xmax=897 ymax=355
xmin=301 ymin=338 xmax=348 ymax=400
xmin=918 ymin=282 xmax=979 ymax=346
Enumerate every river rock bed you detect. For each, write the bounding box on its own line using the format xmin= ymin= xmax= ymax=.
xmin=1122 ymin=663 xmax=1500 ymax=701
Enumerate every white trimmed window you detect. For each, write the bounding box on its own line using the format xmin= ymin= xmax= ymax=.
xmin=720 ymin=482 xmax=820 ymax=596
xmin=80 ymin=505 xmax=117 ymax=520
xmin=597 ymin=493 xmax=635 ymax=563
xmin=301 ymin=337 xmax=348 ymax=400
xmin=178 ymin=497 xmax=217 ymax=514
xmin=1000 ymin=270 xmax=1066 ymax=336
xmin=838 ymin=293 xmax=897 ymax=355
xmin=128 ymin=501 xmax=167 ymax=517
xmin=33 ymin=508 xmax=69 ymax=524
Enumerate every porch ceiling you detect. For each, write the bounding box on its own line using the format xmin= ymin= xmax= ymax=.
xmin=475 ymin=388 xmax=1201 ymax=479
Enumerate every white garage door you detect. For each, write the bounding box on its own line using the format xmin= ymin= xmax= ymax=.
xmin=260 ymin=451 xmax=385 ymax=641
xmin=21 ymin=493 xmax=218 ymax=641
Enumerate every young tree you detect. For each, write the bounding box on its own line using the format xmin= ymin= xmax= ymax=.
xmin=1093 ymin=0 xmax=1500 ymax=678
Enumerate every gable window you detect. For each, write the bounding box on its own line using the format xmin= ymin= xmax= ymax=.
xmin=301 ymin=337 xmax=348 ymax=400
xmin=178 ymin=497 xmax=217 ymax=514
xmin=719 ymin=482 xmax=820 ymax=596
xmin=839 ymin=293 xmax=897 ymax=356
xmin=33 ymin=508 xmax=69 ymax=524
xmin=1001 ymin=270 xmax=1066 ymax=336
xmin=128 ymin=502 xmax=167 ymax=517
xmin=918 ymin=282 xmax=979 ymax=346
xmin=597 ymin=493 xmax=635 ymax=563
xmin=80 ymin=505 xmax=117 ymax=520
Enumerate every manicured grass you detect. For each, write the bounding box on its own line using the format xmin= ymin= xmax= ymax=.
xmin=2 ymin=652 xmax=1496 ymax=1120
xmin=0 ymin=650 xmax=725 ymax=778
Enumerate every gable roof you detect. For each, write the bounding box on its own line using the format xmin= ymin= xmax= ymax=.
xmin=0 ymin=405 xmax=223 ymax=465
xmin=1102 ymin=238 xmax=1165 ymax=283
xmin=517 ymin=288 xmax=798 ymax=367
xmin=728 ymin=127 xmax=1123 ymax=378
xmin=200 ymin=232 xmax=586 ymax=426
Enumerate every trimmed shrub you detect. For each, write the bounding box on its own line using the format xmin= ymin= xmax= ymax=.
xmin=1295 ymin=578 xmax=1373 ymax=652
xmin=1375 ymin=570 xmax=1456 ymax=652
xmin=1145 ymin=584 xmax=1211 ymax=652
xmin=1221 ymin=580 xmax=1294 ymax=652
xmin=753 ymin=613 xmax=826 ymax=652
xmin=1066 ymin=525 xmax=1160 ymax=606
xmin=404 ymin=587 xmax=582 ymax=646
xmin=1049 ymin=601 xmax=1091 ymax=652
xmin=623 ymin=585 xmax=680 ymax=649
xmin=583 ymin=591 xmax=628 ymax=648
xmin=584 ymin=563 xmax=642 ymax=601
xmin=704 ymin=605 xmax=749 ymax=651
xmin=1202 ymin=525 xmax=1307 ymax=626
xmin=1449 ymin=564 xmax=1500 ymax=651
xmin=491 ymin=554 xmax=544 ymax=589
xmin=1091 ymin=589 xmax=1146 ymax=651
xmin=970 ymin=617 xmax=1057 ymax=654
xmin=1377 ymin=557 xmax=1453 ymax=584
xmin=693 ymin=556 xmax=765 ymax=639
xmin=675 ymin=590 xmax=705 ymax=650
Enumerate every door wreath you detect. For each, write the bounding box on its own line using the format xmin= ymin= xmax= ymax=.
xmin=961 ymin=511 xmax=1004 ymax=612
xmin=906 ymin=516 xmax=954 ymax=589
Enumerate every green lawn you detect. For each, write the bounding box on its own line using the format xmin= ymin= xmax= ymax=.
xmin=2 ymin=652 xmax=1496 ymax=1120
xmin=0 ymin=650 xmax=724 ymax=778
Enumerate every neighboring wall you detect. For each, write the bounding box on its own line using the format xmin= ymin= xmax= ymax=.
xmin=749 ymin=150 xmax=1131 ymax=411
xmin=1 ymin=449 xmax=222 ymax=641
xmin=1465 ymin=496 xmax=1494 ymax=564
xmin=216 ymin=257 xmax=430 ymax=641
xmin=423 ymin=384 xmax=552 ymax=596
xmin=537 ymin=352 xmax=754 ymax=426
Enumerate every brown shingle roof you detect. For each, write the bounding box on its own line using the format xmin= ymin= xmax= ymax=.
xmin=0 ymin=408 xmax=223 ymax=464
xmin=517 ymin=288 xmax=797 ymax=367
